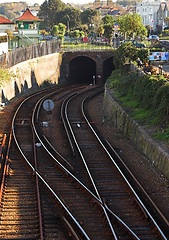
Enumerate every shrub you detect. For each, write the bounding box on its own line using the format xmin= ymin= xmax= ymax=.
xmin=107 ymin=69 xmax=169 ymax=126
xmin=0 ymin=68 xmax=14 ymax=86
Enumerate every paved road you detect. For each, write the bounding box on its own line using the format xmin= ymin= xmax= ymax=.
xmin=152 ymin=61 xmax=169 ymax=73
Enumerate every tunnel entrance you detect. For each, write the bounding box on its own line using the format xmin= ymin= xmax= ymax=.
xmin=69 ymin=56 xmax=96 ymax=84
xmin=103 ymin=57 xmax=115 ymax=83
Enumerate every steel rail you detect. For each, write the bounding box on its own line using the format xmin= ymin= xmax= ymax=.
xmin=42 ymin=134 xmax=73 ymax=170
xmin=34 ymin=89 xmax=142 ymax=239
xmin=64 ymin=92 xmax=140 ymax=240
xmin=31 ymin=123 xmax=44 ymax=240
xmin=82 ymin=95 xmax=168 ymax=240
xmin=32 ymin=95 xmax=104 ymax=204
xmin=0 ymin=134 xmax=6 ymax=159
xmin=106 ymin=139 xmax=169 ymax=229
xmin=33 ymin=93 xmax=74 ymax=170
xmin=61 ymin=94 xmax=77 ymax=157
xmin=0 ymin=131 xmax=11 ymax=206
xmin=12 ymin=89 xmax=91 ymax=240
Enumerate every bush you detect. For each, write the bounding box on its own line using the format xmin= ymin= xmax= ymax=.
xmin=0 ymin=68 xmax=14 ymax=86
xmin=114 ymin=42 xmax=138 ymax=69
xmin=107 ymin=69 xmax=169 ymax=126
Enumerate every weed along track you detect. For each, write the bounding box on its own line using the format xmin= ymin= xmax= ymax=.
xmin=0 ymin=85 xmax=168 ymax=239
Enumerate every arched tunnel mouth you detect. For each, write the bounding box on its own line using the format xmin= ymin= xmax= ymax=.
xmin=103 ymin=57 xmax=115 ymax=82
xmin=69 ymin=56 xmax=96 ymax=84
xmin=69 ymin=55 xmax=115 ymax=84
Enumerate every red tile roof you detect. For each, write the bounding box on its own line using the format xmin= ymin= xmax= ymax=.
xmin=0 ymin=16 xmax=13 ymax=24
xmin=15 ymin=8 xmax=42 ymax=21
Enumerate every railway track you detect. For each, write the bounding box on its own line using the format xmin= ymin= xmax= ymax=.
xmin=0 ymin=84 xmax=168 ymax=239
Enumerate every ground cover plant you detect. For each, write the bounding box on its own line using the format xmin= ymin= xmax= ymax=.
xmin=107 ymin=69 xmax=169 ymax=143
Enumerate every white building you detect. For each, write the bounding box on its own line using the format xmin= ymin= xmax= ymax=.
xmin=0 ymin=16 xmax=15 ymax=33
xmin=136 ymin=0 xmax=161 ymax=31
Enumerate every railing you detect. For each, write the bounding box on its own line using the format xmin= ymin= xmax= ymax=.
xmin=18 ymin=33 xmax=35 ymax=45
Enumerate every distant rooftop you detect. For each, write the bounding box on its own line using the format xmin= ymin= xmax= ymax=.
xmin=15 ymin=8 xmax=42 ymax=21
xmin=0 ymin=16 xmax=13 ymax=24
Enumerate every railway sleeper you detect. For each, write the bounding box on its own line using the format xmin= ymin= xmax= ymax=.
xmin=0 ymin=234 xmax=40 ymax=240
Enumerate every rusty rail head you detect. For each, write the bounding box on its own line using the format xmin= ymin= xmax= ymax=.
xmin=31 ymin=122 xmax=44 ymax=240
xmin=0 ymin=130 xmax=12 ymax=206
xmin=0 ymin=134 xmax=7 ymax=159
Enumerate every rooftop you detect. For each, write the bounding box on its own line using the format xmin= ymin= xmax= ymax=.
xmin=15 ymin=8 xmax=42 ymax=21
xmin=0 ymin=16 xmax=13 ymax=24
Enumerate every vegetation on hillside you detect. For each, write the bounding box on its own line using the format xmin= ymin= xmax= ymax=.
xmin=0 ymin=2 xmax=27 ymax=20
xmin=107 ymin=44 xmax=169 ymax=143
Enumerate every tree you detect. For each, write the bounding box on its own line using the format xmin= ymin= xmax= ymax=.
xmin=57 ymin=7 xmax=81 ymax=30
xmin=69 ymin=30 xmax=81 ymax=43
xmin=80 ymin=9 xmax=98 ymax=27
xmin=39 ymin=29 xmax=49 ymax=36
xmin=103 ymin=23 xmax=113 ymax=44
xmin=92 ymin=14 xmax=102 ymax=38
xmin=79 ymin=24 xmax=88 ymax=35
xmin=52 ymin=23 xmax=66 ymax=43
xmin=38 ymin=0 xmax=66 ymax=31
xmin=114 ymin=42 xmax=138 ymax=68
xmin=52 ymin=25 xmax=60 ymax=36
xmin=97 ymin=25 xmax=104 ymax=41
xmin=102 ymin=15 xmax=114 ymax=25
xmin=117 ymin=13 xmax=147 ymax=40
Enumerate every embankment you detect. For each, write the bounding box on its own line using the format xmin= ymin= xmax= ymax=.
xmin=103 ymin=86 xmax=169 ymax=179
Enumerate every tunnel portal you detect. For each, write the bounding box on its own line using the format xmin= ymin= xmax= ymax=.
xmin=69 ymin=56 xmax=96 ymax=84
xmin=103 ymin=57 xmax=115 ymax=83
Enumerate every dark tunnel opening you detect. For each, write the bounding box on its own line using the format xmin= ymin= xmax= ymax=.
xmin=103 ymin=57 xmax=115 ymax=83
xmin=69 ymin=56 xmax=96 ymax=84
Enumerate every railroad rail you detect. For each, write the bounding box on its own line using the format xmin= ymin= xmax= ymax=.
xmin=0 ymin=84 xmax=168 ymax=239
xmin=47 ymin=86 xmax=168 ymax=239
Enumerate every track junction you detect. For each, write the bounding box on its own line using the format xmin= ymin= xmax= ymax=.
xmin=0 ymin=84 xmax=168 ymax=239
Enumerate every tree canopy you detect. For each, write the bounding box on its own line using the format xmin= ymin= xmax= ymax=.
xmin=38 ymin=0 xmax=66 ymax=31
xmin=80 ymin=9 xmax=99 ymax=26
xmin=57 ymin=7 xmax=81 ymax=30
xmin=117 ymin=13 xmax=147 ymax=39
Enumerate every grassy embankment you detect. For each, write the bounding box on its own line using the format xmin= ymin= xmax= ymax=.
xmin=106 ymin=69 xmax=169 ymax=143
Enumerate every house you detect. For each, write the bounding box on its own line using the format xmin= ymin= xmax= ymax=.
xmin=157 ymin=2 xmax=169 ymax=31
xmin=13 ymin=8 xmax=42 ymax=48
xmin=94 ymin=0 xmax=113 ymax=6
xmin=0 ymin=16 xmax=15 ymax=33
xmin=136 ymin=0 xmax=161 ymax=31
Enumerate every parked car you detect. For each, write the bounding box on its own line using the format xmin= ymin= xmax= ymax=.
xmin=149 ymin=35 xmax=159 ymax=40
xmin=122 ymin=39 xmax=146 ymax=48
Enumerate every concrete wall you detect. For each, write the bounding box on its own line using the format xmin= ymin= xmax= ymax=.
xmin=0 ymin=52 xmax=62 ymax=103
xmin=103 ymin=86 xmax=169 ymax=179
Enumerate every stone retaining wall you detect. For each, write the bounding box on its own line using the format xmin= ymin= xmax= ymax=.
xmin=103 ymin=86 xmax=169 ymax=179
xmin=0 ymin=52 xmax=62 ymax=103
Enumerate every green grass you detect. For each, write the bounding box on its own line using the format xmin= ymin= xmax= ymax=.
xmin=153 ymin=125 xmax=169 ymax=142
xmin=120 ymin=98 xmax=139 ymax=109
xmin=61 ymin=42 xmax=112 ymax=50
xmin=132 ymin=108 xmax=150 ymax=120
xmin=159 ymin=36 xmax=169 ymax=40
xmin=106 ymin=69 xmax=169 ymax=143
